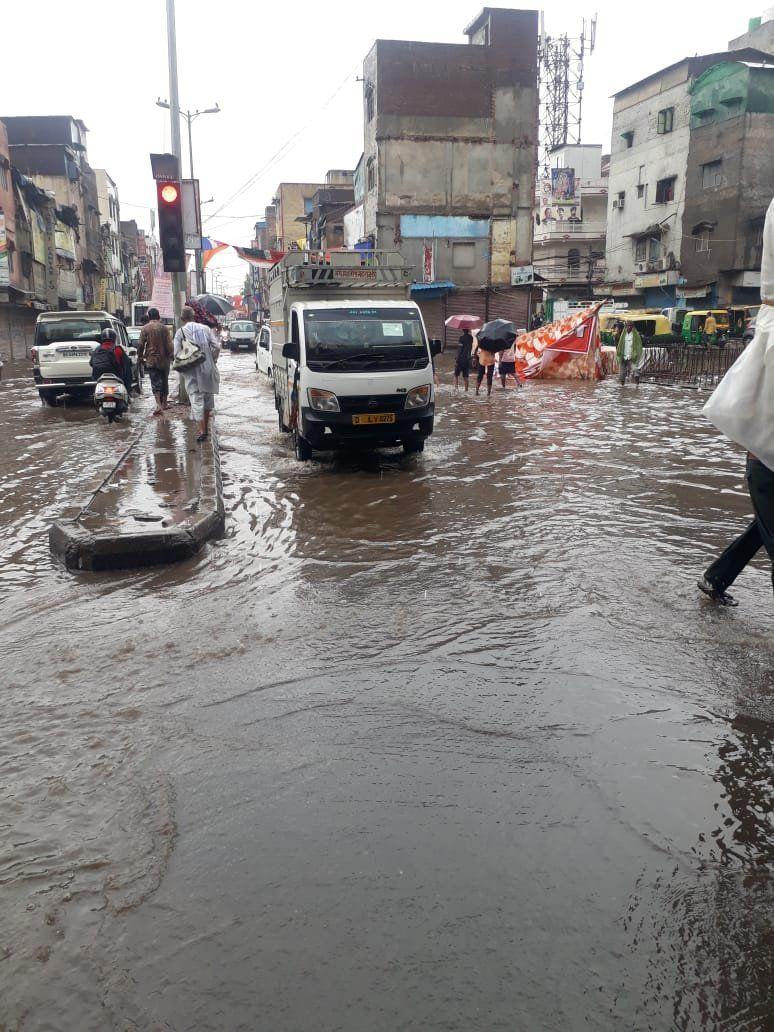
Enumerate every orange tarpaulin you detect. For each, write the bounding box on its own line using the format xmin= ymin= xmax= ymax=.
xmin=515 ymin=302 xmax=605 ymax=381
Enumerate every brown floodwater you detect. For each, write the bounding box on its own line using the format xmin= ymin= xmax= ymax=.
xmin=0 ymin=351 xmax=772 ymax=1031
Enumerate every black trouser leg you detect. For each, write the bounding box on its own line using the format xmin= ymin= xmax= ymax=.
xmin=705 ymin=518 xmax=763 ymax=590
xmin=747 ymin=457 xmax=774 ymax=595
xmin=704 ymin=458 xmax=774 ymax=593
xmin=477 ymin=365 xmax=486 ymax=387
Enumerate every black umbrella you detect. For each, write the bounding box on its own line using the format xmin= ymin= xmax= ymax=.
xmin=477 ymin=318 xmax=517 ymax=352
xmin=193 ymin=293 xmax=233 ymax=316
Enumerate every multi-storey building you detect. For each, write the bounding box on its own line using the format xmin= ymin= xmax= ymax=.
xmin=3 ymin=116 xmax=103 ymax=310
xmin=95 ymin=170 xmax=124 ymax=316
xmin=271 ymin=183 xmax=325 ymax=251
xmin=302 ymin=170 xmax=355 ymax=251
xmin=360 ymin=6 xmax=540 ymax=337
xmin=532 ymin=144 xmax=608 ymax=309
xmin=603 ymin=46 xmax=772 ymax=309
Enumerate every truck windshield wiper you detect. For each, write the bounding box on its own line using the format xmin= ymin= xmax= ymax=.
xmin=314 ymin=351 xmax=377 ymax=369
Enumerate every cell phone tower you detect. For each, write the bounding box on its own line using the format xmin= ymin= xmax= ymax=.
xmin=538 ymin=13 xmax=597 ymax=177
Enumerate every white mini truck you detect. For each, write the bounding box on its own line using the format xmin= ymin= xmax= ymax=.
xmin=270 ymin=251 xmax=440 ymax=461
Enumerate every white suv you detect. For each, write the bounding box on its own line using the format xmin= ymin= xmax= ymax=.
xmin=31 ymin=311 xmax=139 ymax=406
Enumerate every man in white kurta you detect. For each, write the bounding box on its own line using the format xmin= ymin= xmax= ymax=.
xmin=699 ymin=196 xmax=774 ymax=606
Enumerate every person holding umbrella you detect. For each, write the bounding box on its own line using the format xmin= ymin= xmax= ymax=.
xmin=475 ymin=318 xmax=518 ymax=396
xmin=473 ymin=336 xmax=496 ymax=395
xmin=455 ymin=329 xmax=474 ymax=391
xmin=444 ymin=314 xmax=483 ymax=392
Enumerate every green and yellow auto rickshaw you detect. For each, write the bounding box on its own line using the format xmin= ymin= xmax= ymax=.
xmin=681 ymin=309 xmax=730 ymax=344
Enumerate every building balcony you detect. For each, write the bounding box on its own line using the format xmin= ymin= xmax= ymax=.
xmin=534 ymin=220 xmax=607 ymax=243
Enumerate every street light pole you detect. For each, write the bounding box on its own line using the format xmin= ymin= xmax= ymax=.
xmin=165 ymin=0 xmax=183 ymax=328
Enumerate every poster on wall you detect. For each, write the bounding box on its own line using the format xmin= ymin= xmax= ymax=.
xmin=537 ymin=177 xmax=582 ymax=224
xmin=0 ymin=211 xmax=8 ymax=287
xmin=422 ymin=242 xmax=434 ymax=284
xmin=551 ymin=168 xmax=577 ymax=203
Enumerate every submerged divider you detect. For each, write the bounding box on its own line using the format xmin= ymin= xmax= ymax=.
xmin=49 ymin=423 xmax=224 ymax=572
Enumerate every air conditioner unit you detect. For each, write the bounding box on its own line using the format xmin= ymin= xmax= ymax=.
xmin=635 ymin=262 xmax=648 ymax=273
xmin=612 ymin=199 xmax=624 ymax=210
xmin=657 ymin=257 xmax=670 ymax=271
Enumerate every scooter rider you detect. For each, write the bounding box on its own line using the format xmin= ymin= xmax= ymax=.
xmin=90 ymin=328 xmax=133 ymax=395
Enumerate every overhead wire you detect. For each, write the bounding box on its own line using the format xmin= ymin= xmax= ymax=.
xmin=205 ymin=62 xmax=361 ymax=225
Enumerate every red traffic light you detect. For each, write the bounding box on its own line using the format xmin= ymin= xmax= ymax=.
xmin=160 ymin=183 xmax=179 ymax=204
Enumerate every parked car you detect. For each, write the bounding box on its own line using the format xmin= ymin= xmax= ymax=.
xmin=255 ymin=324 xmax=272 ymax=377
xmin=31 ymin=311 xmax=140 ymax=406
xmin=228 ymin=320 xmax=258 ymax=352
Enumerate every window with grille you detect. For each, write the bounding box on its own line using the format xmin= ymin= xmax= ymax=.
xmin=365 ymin=86 xmax=374 ymax=123
xmin=366 ymin=158 xmax=375 ymax=192
xmin=701 ymin=160 xmax=722 ymax=189
xmin=635 ymin=238 xmax=647 ymax=262
xmin=695 ymin=230 xmax=712 ymax=253
xmin=567 ymin=248 xmax=580 ymax=270
xmin=655 ymin=177 xmax=676 ymax=204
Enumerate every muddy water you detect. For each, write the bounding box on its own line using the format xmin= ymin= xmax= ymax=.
xmin=0 ymin=353 xmax=772 ymax=1031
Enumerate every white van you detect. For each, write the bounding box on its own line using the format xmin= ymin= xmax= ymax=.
xmin=255 ymin=324 xmax=272 ymax=378
xmin=270 ymin=252 xmax=440 ymax=461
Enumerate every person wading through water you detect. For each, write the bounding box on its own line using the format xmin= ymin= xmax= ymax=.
xmin=473 ymin=335 xmax=496 ymax=396
xmin=455 ymin=329 xmax=474 ymax=391
xmin=173 ymin=306 xmax=220 ymax=442
xmin=138 ymin=307 xmax=173 ymax=415
xmin=699 ymin=196 xmax=774 ymax=606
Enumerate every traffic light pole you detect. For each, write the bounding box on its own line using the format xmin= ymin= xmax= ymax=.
xmin=165 ymin=0 xmax=187 ymax=401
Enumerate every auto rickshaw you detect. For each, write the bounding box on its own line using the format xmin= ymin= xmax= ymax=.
xmin=600 ymin=311 xmax=673 ymax=346
xmin=681 ymin=309 xmax=730 ymax=344
xmin=727 ymin=305 xmax=757 ymax=339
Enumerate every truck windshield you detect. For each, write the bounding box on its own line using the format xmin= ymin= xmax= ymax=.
xmin=303 ymin=308 xmax=428 ymax=372
xmin=35 ymin=319 xmax=110 ymax=347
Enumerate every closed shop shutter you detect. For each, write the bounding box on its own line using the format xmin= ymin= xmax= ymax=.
xmin=487 ymin=287 xmax=530 ymax=331
xmin=415 ymin=296 xmax=446 ymax=343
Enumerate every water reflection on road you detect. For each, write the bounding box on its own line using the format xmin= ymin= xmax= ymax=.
xmin=0 ymin=352 xmax=771 ymax=1031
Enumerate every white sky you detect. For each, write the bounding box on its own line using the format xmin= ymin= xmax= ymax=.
xmin=6 ymin=0 xmax=753 ymax=290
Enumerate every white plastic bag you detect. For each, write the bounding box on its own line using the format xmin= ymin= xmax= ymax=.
xmin=703 ymin=306 xmax=774 ymax=471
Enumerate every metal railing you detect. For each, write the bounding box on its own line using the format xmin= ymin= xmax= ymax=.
xmin=637 ymin=341 xmax=746 ymax=390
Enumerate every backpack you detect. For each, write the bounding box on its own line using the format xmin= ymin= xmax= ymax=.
xmin=90 ymin=344 xmax=121 ymax=378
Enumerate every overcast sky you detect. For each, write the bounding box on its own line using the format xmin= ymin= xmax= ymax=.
xmin=6 ymin=0 xmax=754 ymax=290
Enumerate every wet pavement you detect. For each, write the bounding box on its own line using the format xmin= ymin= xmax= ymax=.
xmin=0 ymin=351 xmax=772 ymax=1031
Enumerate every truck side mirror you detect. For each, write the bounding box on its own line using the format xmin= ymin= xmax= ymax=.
xmin=430 ymin=338 xmax=443 ymax=356
xmin=282 ymin=341 xmax=299 ymax=361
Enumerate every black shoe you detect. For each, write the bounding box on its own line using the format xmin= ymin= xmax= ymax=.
xmin=697 ymin=576 xmax=738 ymax=607
xmin=196 ymin=432 xmax=209 ymax=443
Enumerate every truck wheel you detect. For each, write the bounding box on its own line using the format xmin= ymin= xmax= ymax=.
xmin=403 ymin=439 xmax=425 ymax=455
xmin=39 ymin=389 xmax=57 ymax=407
xmin=294 ymin=430 xmax=313 ymax=461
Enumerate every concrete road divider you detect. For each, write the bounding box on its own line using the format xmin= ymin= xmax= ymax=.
xmin=49 ymin=413 xmax=224 ymax=571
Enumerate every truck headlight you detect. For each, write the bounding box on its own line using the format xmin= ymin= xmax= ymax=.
xmin=308 ymin=388 xmax=340 ymax=412
xmin=405 ymin=384 xmax=431 ymax=409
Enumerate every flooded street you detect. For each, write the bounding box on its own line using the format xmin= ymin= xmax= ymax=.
xmin=1 ymin=351 xmax=772 ymax=1031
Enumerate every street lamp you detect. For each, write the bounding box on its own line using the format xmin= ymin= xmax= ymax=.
xmin=156 ymin=99 xmax=220 ymax=181
xmin=157 ymin=99 xmax=220 ymax=292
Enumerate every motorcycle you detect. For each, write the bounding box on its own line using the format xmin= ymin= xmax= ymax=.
xmin=94 ymin=373 xmax=130 ymax=423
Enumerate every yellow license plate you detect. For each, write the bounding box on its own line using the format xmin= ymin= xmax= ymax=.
xmin=352 ymin=413 xmax=396 ymax=425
